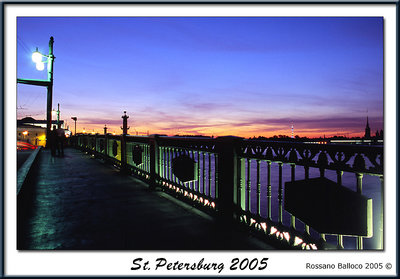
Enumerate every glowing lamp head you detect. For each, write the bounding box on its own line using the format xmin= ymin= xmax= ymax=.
xmin=35 ymin=62 xmax=45 ymax=71
xmin=22 ymin=131 xmax=28 ymax=136
xmin=32 ymin=49 xmax=42 ymax=63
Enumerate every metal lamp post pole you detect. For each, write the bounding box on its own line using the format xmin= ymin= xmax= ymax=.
xmin=46 ymin=37 xmax=55 ymax=145
xmin=71 ymin=117 xmax=77 ymax=135
xmin=17 ymin=36 xmax=55 ymax=148
xmin=57 ymin=103 xmax=60 ymax=129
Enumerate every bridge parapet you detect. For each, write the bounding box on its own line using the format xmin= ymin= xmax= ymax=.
xmin=73 ymin=134 xmax=383 ymax=250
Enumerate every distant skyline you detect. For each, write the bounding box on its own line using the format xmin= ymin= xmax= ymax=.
xmin=17 ymin=17 xmax=384 ymax=138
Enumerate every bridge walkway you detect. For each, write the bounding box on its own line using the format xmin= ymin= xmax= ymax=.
xmin=18 ymin=148 xmax=274 ymax=250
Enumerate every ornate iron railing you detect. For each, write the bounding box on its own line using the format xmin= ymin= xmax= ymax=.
xmin=73 ymin=134 xmax=383 ymax=250
xmin=235 ymin=139 xmax=383 ymax=250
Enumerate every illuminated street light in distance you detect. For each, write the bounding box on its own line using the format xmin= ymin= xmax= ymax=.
xmin=36 ymin=62 xmax=45 ymax=71
xmin=32 ymin=47 xmax=46 ymax=71
xmin=32 ymin=48 xmax=42 ymax=63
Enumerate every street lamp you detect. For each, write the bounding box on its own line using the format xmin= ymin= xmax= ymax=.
xmin=17 ymin=37 xmax=55 ymax=148
xmin=22 ymin=130 xmax=28 ymax=142
xmin=32 ymin=47 xmax=46 ymax=71
xmin=71 ymin=117 xmax=77 ymax=135
xmin=32 ymin=48 xmax=42 ymax=63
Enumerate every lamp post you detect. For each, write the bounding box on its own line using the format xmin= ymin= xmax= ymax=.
xmin=17 ymin=37 xmax=55 ymax=148
xmin=56 ymin=103 xmax=60 ymax=129
xmin=71 ymin=117 xmax=77 ymax=135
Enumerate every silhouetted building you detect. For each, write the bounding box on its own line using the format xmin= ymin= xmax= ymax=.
xmin=375 ymin=129 xmax=383 ymax=140
xmin=17 ymin=117 xmax=69 ymax=146
xmin=17 ymin=124 xmax=46 ymax=146
xmin=18 ymin=117 xmax=64 ymax=129
xmin=364 ymin=116 xmax=371 ymax=139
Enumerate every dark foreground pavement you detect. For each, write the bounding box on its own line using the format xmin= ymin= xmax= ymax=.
xmin=17 ymin=150 xmax=34 ymax=170
xmin=18 ymin=148 xmax=274 ymax=250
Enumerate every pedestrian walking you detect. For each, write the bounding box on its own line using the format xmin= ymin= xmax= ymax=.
xmin=56 ymin=127 xmax=66 ymax=156
xmin=49 ymin=125 xmax=58 ymax=156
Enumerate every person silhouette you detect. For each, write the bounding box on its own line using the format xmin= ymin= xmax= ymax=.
xmin=49 ymin=125 xmax=58 ymax=156
xmin=56 ymin=127 xmax=66 ymax=156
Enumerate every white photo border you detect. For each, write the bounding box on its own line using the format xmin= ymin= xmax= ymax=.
xmin=4 ymin=2 xmax=398 ymax=277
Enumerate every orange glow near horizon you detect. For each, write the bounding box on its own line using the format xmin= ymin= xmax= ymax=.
xmin=75 ymin=123 xmax=365 ymax=139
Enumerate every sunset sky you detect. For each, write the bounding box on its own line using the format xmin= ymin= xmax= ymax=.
xmin=17 ymin=17 xmax=384 ymax=138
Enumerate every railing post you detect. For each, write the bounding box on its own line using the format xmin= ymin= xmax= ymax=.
xmin=246 ymin=158 xmax=251 ymax=212
xmin=356 ymin=172 xmax=364 ymax=250
xmin=94 ymin=133 xmax=98 ymax=154
xmin=378 ymin=175 xmax=384 ymax=249
xmin=236 ymin=157 xmax=246 ymax=211
xmin=290 ymin=163 xmax=296 ymax=230
xmin=278 ymin=162 xmax=283 ymax=224
xmin=104 ymin=133 xmax=109 ymax=157
xmin=336 ymin=169 xmax=344 ymax=249
xmin=216 ymin=136 xmax=242 ymax=226
xmin=120 ymin=134 xmax=128 ymax=173
xmin=149 ymin=135 xmax=160 ymax=190
xmin=267 ymin=160 xmax=272 ymax=220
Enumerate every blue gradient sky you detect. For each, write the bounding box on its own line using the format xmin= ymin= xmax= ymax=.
xmin=17 ymin=17 xmax=383 ymax=137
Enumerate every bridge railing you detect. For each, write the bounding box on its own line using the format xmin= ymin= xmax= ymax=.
xmin=235 ymin=139 xmax=383 ymax=250
xmin=73 ymin=134 xmax=383 ymax=250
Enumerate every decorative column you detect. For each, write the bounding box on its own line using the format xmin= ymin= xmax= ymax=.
xmin=216 ymin=136 xmax=242 ymax=227
xmin=149 ymin=135 xmax=160 ymax=190
xmin=121 ymin=111 xmax=130 ymax=135
xmin=120 ymin=112 xmax=129 ymax=173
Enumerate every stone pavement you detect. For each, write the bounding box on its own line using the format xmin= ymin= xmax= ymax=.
xmin=18 ymin=148 xmax=275 ymax=250
xmin=17 ymin=149 xmax=34 ymax=170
